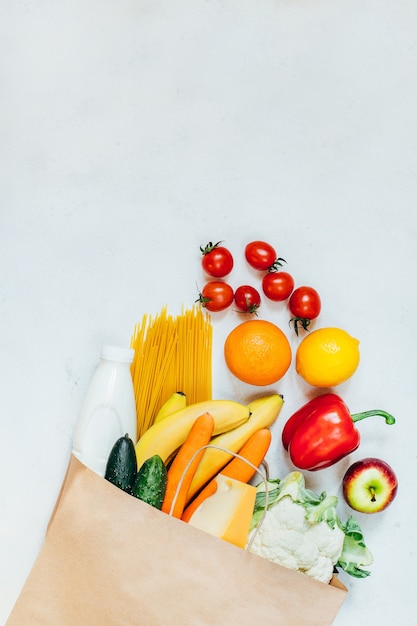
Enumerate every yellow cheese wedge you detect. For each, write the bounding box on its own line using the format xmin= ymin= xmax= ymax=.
xmin=187 ymin=475 xmax=257 ymax=548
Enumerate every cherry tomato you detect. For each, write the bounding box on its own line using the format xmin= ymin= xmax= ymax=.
xmin=234 ymin=285 xmax=261 ymax=314
xmin=200 ymin=241 xmax=234 ymax=278
xmin=245 ymin=241 xmax=276 ymax=270
xmin=245 ymin=241 xmax=285 ymax=271
xmin=198 ymin=281 xmax=234 ymax=312
xmin=288 ymin=286 xmax=321 ymax=334
xmin=262 ymin=271 xmax=294 ymax=302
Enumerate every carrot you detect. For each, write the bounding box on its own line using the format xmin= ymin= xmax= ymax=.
xmin=161 ymin=412 xmax=214 ymax=518
xmin=181 ymin=428 xmax=272 ymax=522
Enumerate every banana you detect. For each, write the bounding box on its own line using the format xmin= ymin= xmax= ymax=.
xmin=153 ymin=391 xmax=187 ymax=424
xmin=186 ymin=393 xmax=284 ymax=502
xmin=135 ymin=399 xmax=250 ymax=469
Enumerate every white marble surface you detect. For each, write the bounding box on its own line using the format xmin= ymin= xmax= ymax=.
xmin=1 ymin=1 xmax=416 ymax=624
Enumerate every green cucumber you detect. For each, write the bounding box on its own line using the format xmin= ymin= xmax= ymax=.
xmin=105 ymin=434 xmax=137 ymax=494
xmin=132 ymin=455 xmax=167 ymax=509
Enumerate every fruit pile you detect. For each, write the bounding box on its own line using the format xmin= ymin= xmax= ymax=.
xmin=198 ymin=240 xmax=361 ymax=388
xmin=197 ymin=239 xmax=398 ymax=516
xmin=95 ymin=236 xmax=398 ymax=589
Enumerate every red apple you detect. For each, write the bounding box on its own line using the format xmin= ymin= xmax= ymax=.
xmin=342 ymin=457 xmax=398 ymax=514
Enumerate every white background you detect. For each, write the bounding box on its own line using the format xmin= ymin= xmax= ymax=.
xmin=1 ymin=1 xmax=416 ymax=624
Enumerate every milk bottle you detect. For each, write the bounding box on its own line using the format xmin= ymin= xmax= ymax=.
xmin=72 ymin=345 xmax=137 ymax=476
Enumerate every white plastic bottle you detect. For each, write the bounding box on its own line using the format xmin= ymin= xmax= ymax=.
xmin=72 ymin=345 xmax=138 ymax=476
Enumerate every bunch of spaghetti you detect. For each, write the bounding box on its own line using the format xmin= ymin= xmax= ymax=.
xmin=130 ymin=306 xmax=213 ymax=437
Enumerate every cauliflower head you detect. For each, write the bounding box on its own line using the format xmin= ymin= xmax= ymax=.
xmin=247 ymin=472 xmax=373 ymax=583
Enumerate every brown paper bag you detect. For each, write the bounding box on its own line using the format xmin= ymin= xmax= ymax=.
xmin=6 ymin=454 xmax=347 ymax=626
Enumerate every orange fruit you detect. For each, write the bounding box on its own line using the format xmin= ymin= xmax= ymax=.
xmin=224 ymin=319 xmax=292 ymax=386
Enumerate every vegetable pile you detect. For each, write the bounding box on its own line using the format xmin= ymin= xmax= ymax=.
xmin=91 ymin=236 xmax=398 ymax=592
xmin=105 ymin=393 xmax=283 ymax=520
xmin=102 ymin=390 xmax=376 ymax=587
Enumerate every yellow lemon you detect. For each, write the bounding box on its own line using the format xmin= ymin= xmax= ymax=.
xmin=224 ymin=319 xmax=292 ymax=386
xmin=296 ymin=327 xmax=360 ymax=387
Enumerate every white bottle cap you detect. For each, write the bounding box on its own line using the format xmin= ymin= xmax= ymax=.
xmin=100 ymin=345 xmax=135 ymax=363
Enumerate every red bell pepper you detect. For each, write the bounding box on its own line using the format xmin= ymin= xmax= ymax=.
xmin=282 ymin=393 xmax=396 ymax=471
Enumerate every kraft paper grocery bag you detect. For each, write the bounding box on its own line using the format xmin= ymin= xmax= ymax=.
xmin=6 ymin=454 xmax=347 ymax=626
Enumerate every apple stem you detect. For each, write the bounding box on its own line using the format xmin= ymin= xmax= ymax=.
xmin=369 ymin=487 xmax=376 ymax=502
xmin=350 ymin=409 xmax=396 ymax=426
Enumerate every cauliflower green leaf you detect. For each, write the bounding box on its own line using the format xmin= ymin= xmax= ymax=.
xmin=337 ymin=516 xmax=373 ymax=578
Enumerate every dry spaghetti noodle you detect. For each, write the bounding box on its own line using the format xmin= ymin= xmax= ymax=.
xmin=130 ymin=305 xmax=213 ymax=438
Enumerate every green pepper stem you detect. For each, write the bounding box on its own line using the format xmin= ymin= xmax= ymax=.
xmin=351 ymin=410 xmax=396 ymax=425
